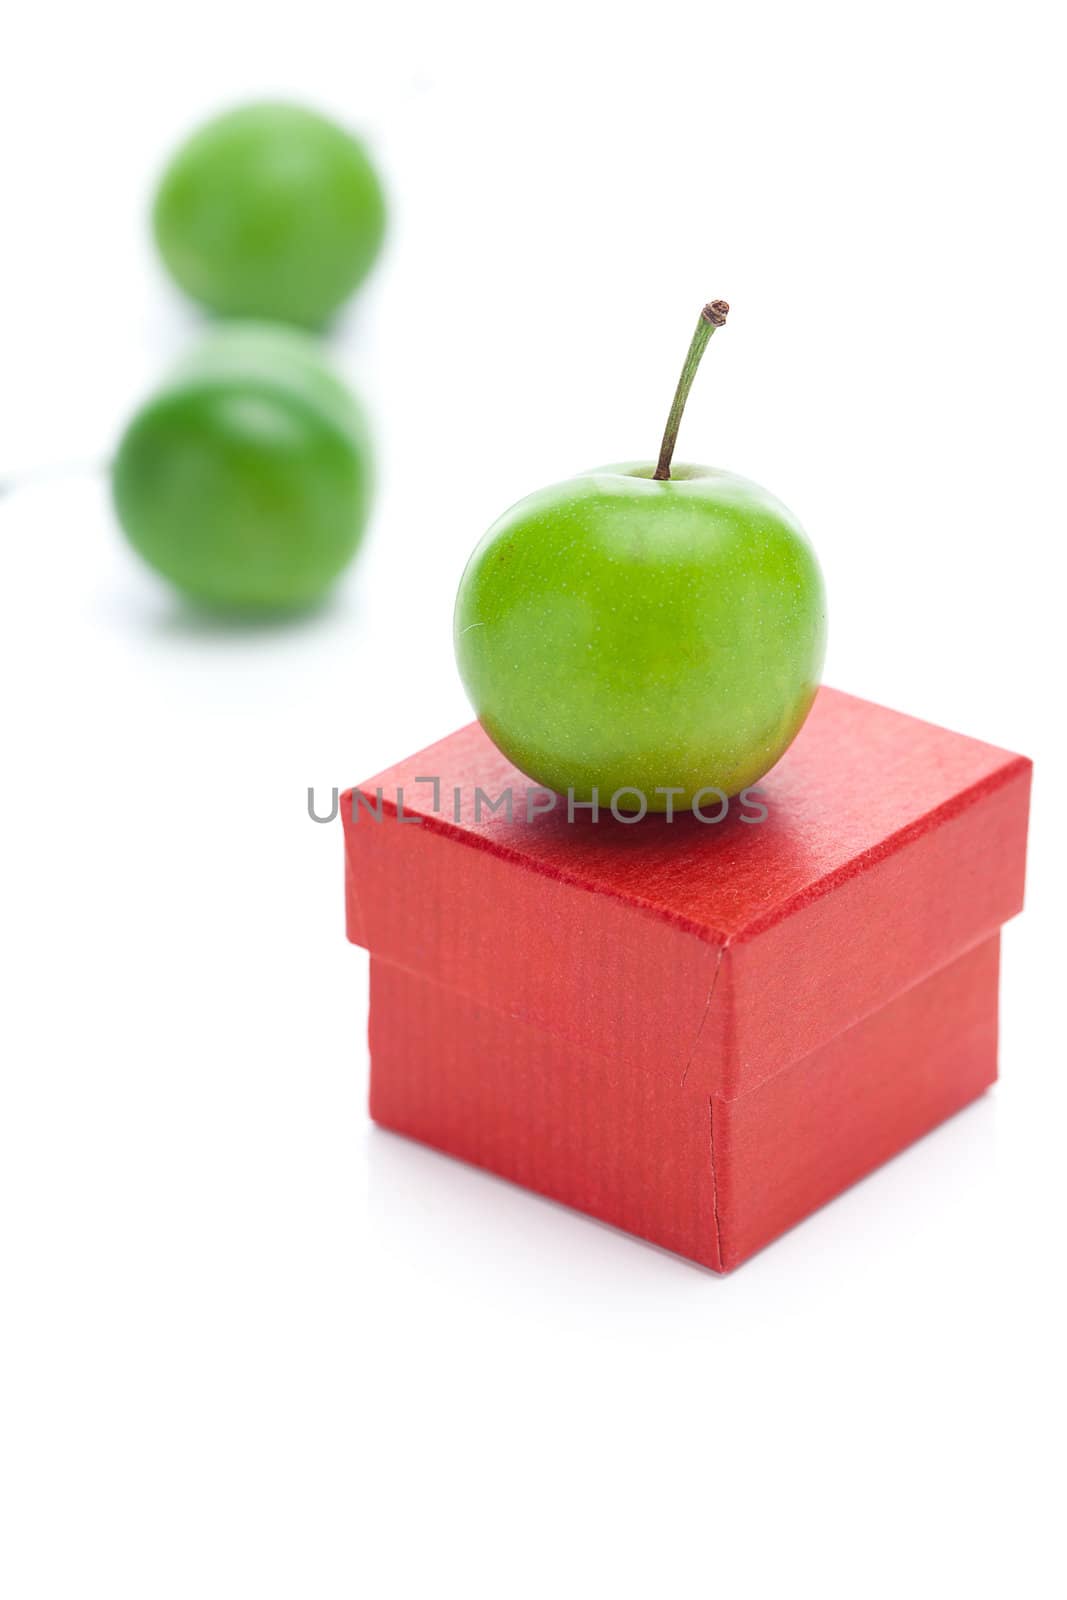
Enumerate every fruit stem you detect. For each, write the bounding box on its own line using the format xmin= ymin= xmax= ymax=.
xmin=652 ymin=300 xmax=729 ymax=481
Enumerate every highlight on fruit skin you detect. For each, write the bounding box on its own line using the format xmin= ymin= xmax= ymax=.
xmin=152 ymin=102 xmax=387 ymax=329
xmin=111 ymin=323 xmax=374 ymax=613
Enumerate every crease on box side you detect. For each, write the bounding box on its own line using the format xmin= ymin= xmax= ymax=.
xmin=707 ymin=1096 xmax=725 ymax=1271
xmin=680 ymin=942 xmax=726 ymax=1088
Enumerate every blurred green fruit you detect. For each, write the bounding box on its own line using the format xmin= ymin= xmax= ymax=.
xmin=153 ymin=103 xmax=386 ymax=328
xmin=111 ymin=324 xmax=373 ymax=611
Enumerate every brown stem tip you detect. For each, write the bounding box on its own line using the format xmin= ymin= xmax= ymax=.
xmin=702 ymin=299 xmax=730 ymax=327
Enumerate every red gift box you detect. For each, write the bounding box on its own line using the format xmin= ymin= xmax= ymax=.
xmin=342 ymin=688 xmax=1031 ymax=1271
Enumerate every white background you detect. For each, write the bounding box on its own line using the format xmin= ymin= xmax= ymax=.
xmin=1 ymin=2 xmax=1064 ymax=1595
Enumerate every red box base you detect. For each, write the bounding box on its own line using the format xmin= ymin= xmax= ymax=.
xmin=368 ymin=936 xmax=999 ymax=1270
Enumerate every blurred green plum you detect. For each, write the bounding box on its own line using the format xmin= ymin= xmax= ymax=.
xmin=153 ymin=102 xmax=386 ymax=328
xmin=111 ymin=323 xmax=373 ymax=611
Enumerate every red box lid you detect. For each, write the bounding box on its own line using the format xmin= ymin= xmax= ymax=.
xmin=342 ymin=688 xmax=1031 ymax=1101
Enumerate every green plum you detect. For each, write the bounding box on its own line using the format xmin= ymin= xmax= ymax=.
xmin=111 ymin=323 xmax=373 ymax=611
xmin=454 ymin=302 xmax=827 ymax=807
xmin=153 ymin=102 xmax=386 ymax=328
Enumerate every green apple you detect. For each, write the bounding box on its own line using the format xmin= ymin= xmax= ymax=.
xmin=153 ymin=102 xmax=386 ymax=328
xmin=111 ymin=323 xmax=373 ymax=611
xmin=454 ymin=302 xmax=826 ymax=807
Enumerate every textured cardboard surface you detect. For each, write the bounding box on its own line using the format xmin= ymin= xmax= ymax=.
xmin=342 ymin=688 xmax=1031 ymax=1268
xmin=713 ymin=935 xmax=1001 ymax=1267
xmin=368 ymin=936 xmax=1000 ymax=1270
